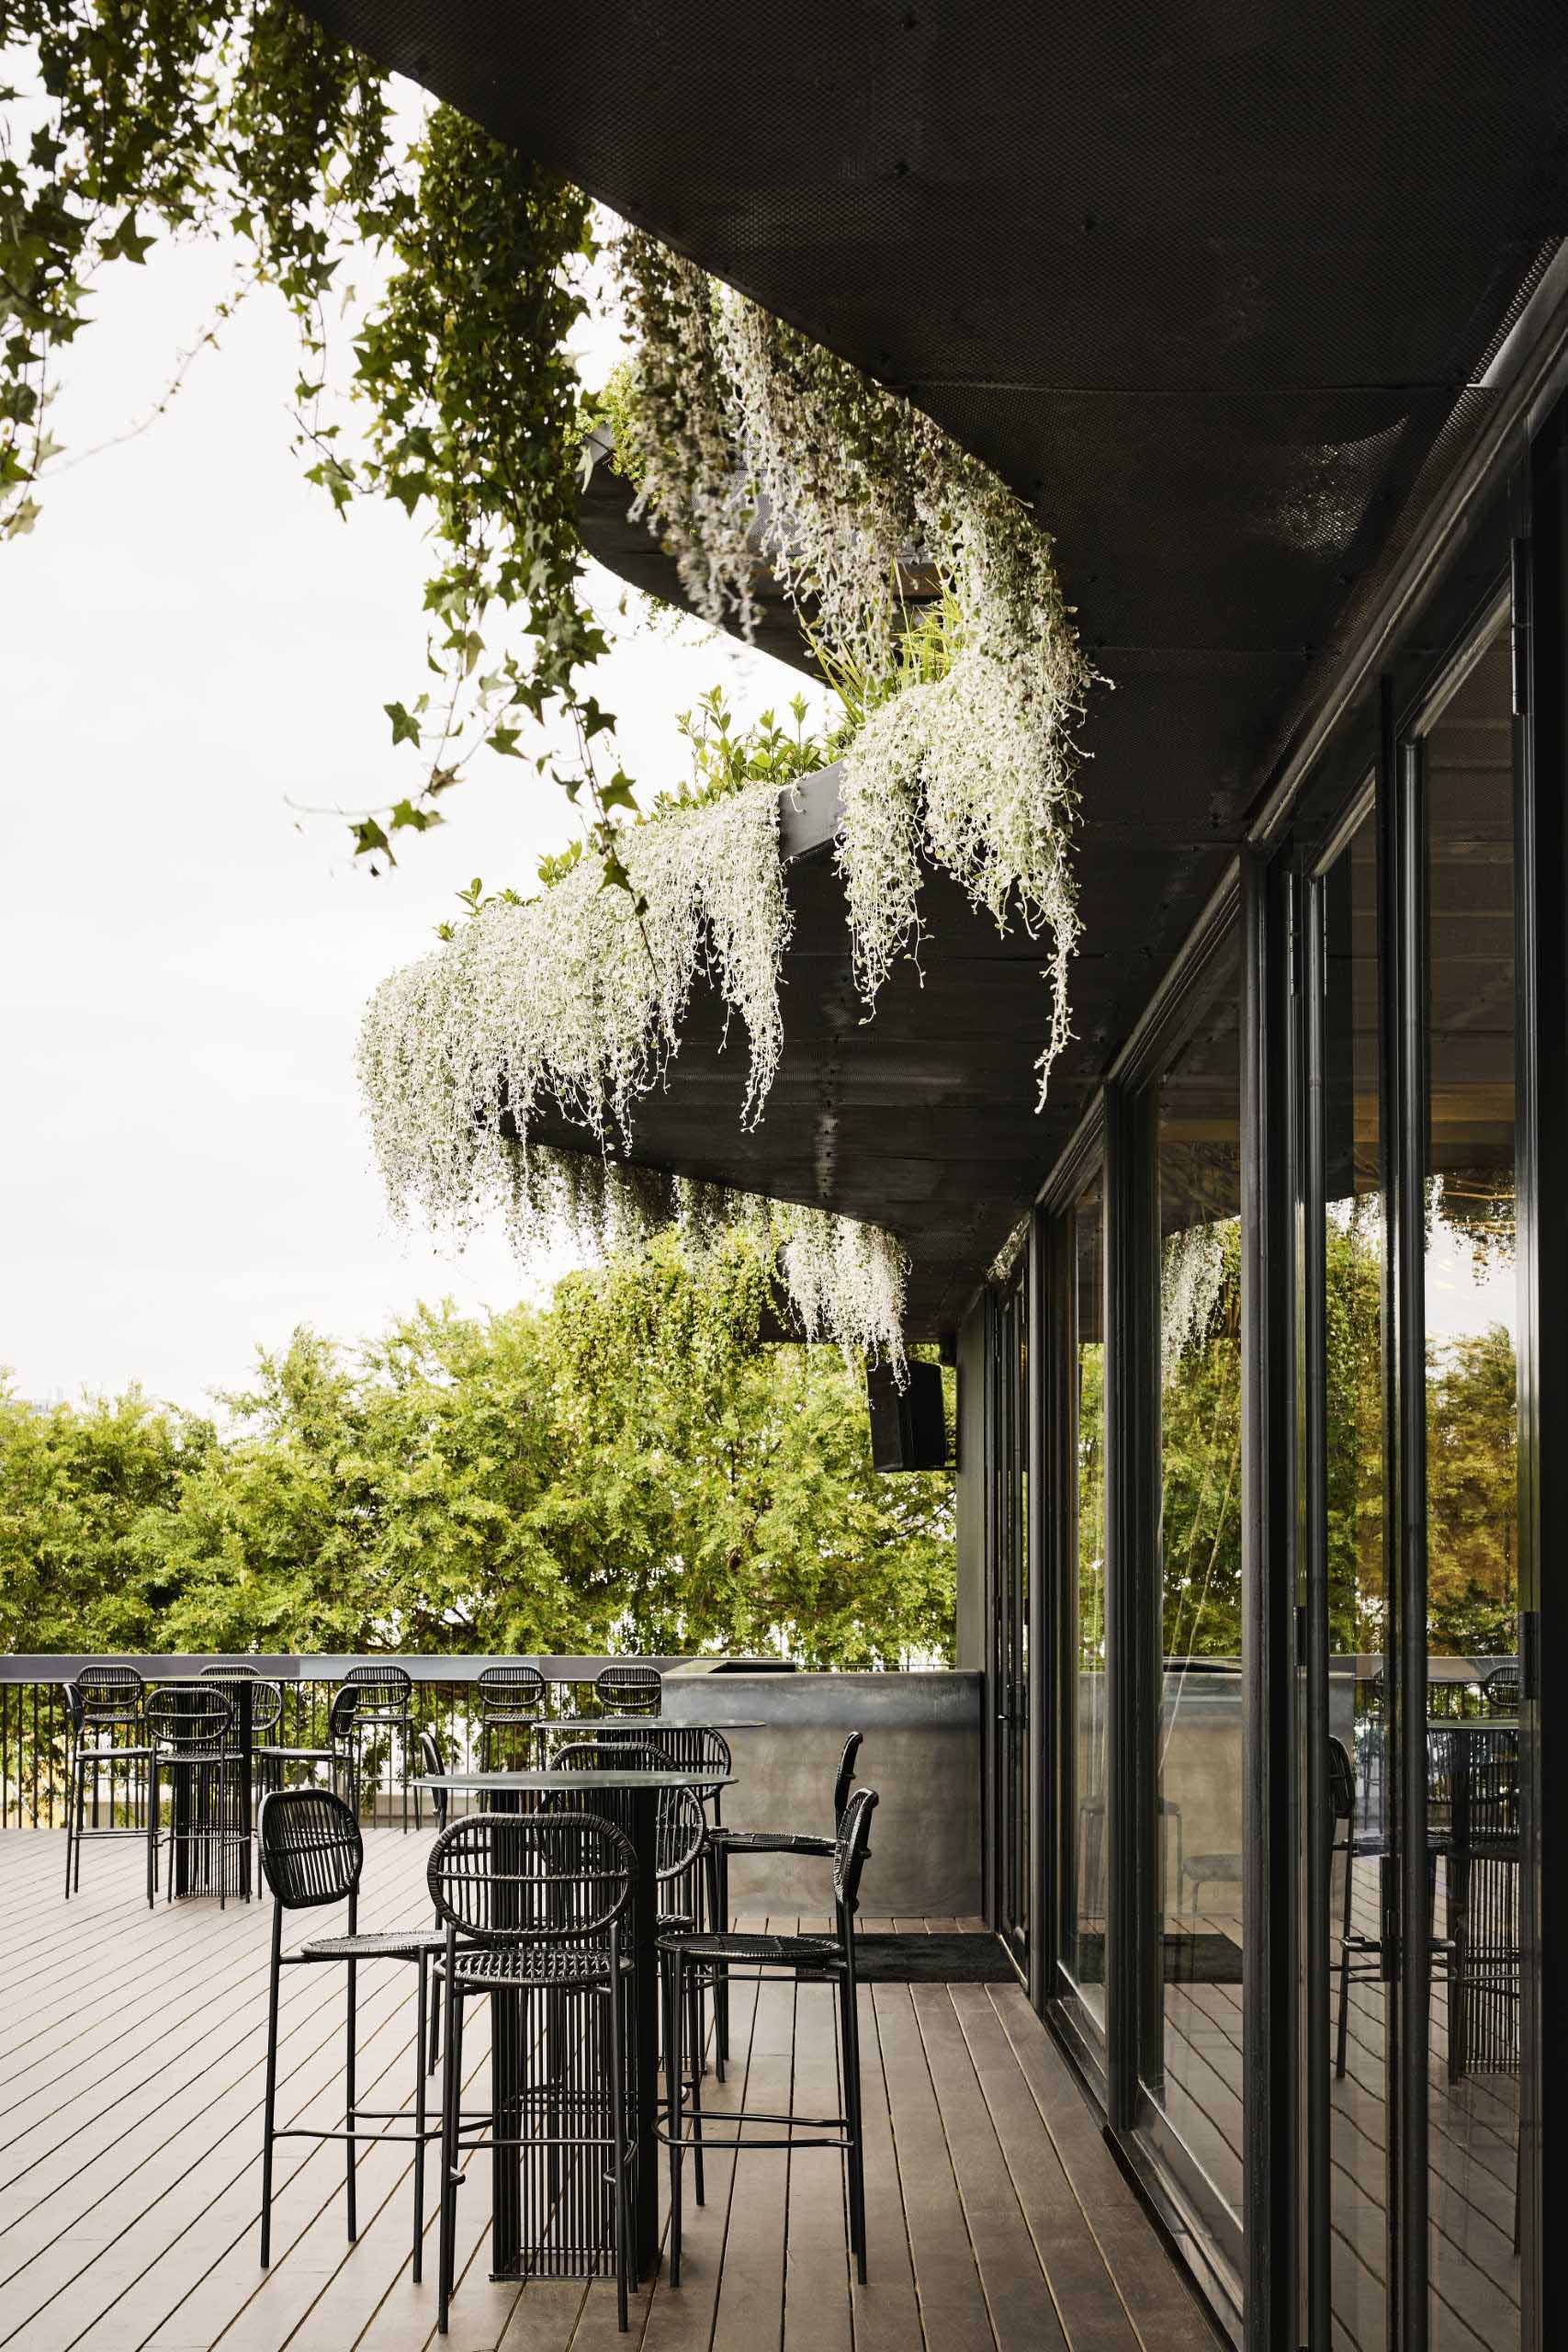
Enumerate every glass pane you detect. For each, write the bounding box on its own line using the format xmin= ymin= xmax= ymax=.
xmin=1423 ymin=629 xmax=1520 ymax=2349
xmin=1321 ymin=801 xmax=1391 ymax=2352
xmin=1064 ymin=1168 xmax=1107 ymax=2025
xmin=1149 ymin=933 xmax=1244 ymax=2234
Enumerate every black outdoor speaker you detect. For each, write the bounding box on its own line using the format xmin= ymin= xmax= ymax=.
xmin=865 ymin=1361 xmax=948 ymax=1473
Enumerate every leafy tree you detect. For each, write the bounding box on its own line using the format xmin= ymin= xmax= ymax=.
xmin=0 ymin=1235 xmax=953 ymax=1668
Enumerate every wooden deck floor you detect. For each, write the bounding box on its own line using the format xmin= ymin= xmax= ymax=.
xmin=0 ymin=1832 xmax=1218 ymax=2352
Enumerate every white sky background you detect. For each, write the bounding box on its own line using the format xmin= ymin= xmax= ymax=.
xmin=0 ymin=203 xmax=824 ymax=1416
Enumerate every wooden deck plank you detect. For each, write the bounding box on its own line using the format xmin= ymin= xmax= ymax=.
xmin=908 ymin=1984 xmax=1068 ymax=2351
xmin=949 ymin=1986 xmax=1141 ymax=2352
xmin=988 ymin=1985 xmax=1221 ymax=2352
xmin=871 ymin=1983 xmax=995 ymax=2351
xmin=780 ymin=1972 xmax=852 ymax=2352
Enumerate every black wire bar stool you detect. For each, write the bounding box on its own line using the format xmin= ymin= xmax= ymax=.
xmin=659 ymin=1786 xmax=879 ymax=2287
xmin=63 ymin=1666 xmax=153 ymax=1899
xmin=340 ymin=1666 xmax=417 ymax=1831
xmin=477 ymin=1665 xmax=548 ymax=1771
xmin=592 ymin=1664 xmax=661 ymax=1718
xmin=1330 ymin=1734 xmax=1451 ymax=2077
xmin=257 ymin=1790 xmax=452 ymax=2282
xmin=258 ymin=1685 xmax=361 ymax=1809
xmin=703 ymin=1730 xmax=862 ymax=2075
xmin=146 ymin=1682 xmax=247 ymax=1906
xmin=200 ymin=1668 xmax=284 ymax=1867
xmin=429 ymin=1808 xmax=638 ymax=2334
xmin=551 ymin=1740 xmax=716 ymax=2198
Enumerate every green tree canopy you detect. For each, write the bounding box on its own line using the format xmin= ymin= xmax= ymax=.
xmin=0 ymin=1234 xmax=953 ymax=1666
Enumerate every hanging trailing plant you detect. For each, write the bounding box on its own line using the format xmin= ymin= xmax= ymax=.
xmin=1160 ymin=1220 xmax=1234 ymax=1386
xmin=357 ymin=767 xmax=908 ymax=1365
xmin=609 ymin=242 xmax=1094 ymax=1100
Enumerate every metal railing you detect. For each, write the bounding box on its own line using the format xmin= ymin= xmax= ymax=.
xmin=0 ymin=1654 xmax=692 ymax=1827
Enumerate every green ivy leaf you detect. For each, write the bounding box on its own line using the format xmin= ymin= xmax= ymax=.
xmin=384 ymin=701 xmax=422 ymax=747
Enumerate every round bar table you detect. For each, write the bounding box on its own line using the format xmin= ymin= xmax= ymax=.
xmin=417 ymin=1766 xmax=733 ymax=2282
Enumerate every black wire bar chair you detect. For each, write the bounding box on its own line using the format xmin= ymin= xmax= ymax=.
xmin=551 ymin=1739 xmax=716 ymax=2198
xmin=257 ymin=1684 xmax=362 ymax=1809
xmin=339 ymin=1666 xmax=417 ymax=1831
xmin=429 ymin=1808 xmax=638 ymax=2334
xmin=659 ymin=1786 xmax=879 ymax=2287
xmin=146 ymin=1682 xmax=248 ymax=1907
xmin=1330 ymin=1735 xmax=1451 ymax=2077
xmin=592 ymin=1665 xmax=662 ymax=1718
xmin=63 ymin=1665 xmax=153 ymax=1899
xmin=477 ymin=1665 xmax=548 ymax=1771
xmin=702 ymin=1730 xmax=862 ymax=2075
xmin=200 ymin=1668 xmax=285 ymax=1865
xmin=256 ymin=1789 xmax=452 ymax=2282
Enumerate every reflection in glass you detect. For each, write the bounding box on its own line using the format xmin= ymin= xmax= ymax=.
xmin=1423 ymin=630 xmax=1519 ymax=2351
xmin=1321 ymin=800 xmax=1389 ymax=2352
xmin=1146 ymin=936 xmax=1245 ymax=2239
xmin=1064 ymin=1170 xmax=1107 ymax=2027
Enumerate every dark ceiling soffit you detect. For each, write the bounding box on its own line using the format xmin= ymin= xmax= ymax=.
xmin=1247 ymin=236 xmax=1568 ymax=848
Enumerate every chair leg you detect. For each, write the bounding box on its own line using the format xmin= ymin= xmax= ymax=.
xmin=345 ymin=1955 xmax=358 ymax=2242
xmin=63 ymin=1753 xmax=76 ymax=1900
xmin=74 ymin=1752 xmax=87 ymax=1894
xmin=412 ymin=1956 xmax=428 ymax=2283
xmin=668 ymin=1951 xmax=685 ymax=2288
xmin=840 ymin=1972 xmax=867 ymax=2282
xmin=1336 ymin=1839 xmax=1353 ymax=2080
xmin=261 ymin=1907 xmax=282 ymax=2266
xmin=705 ymin=1843 xmax=729 ymax=2081
xmin=439 ymin=1984 xmax=466 ymax=2329
xmin=606 ymin=1983 xmax=630 ymax=2332
xmin=428 ymin=1918 xmax=444 ymax=2075
xmin=686 ymin=1967 xmax=705 ymax=2208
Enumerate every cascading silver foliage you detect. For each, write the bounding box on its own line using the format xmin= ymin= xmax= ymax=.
xmin=358 ymin=779 xmax=909 ymax=1367
xmin=615 ymin=236 xmax=1093 ymax=1106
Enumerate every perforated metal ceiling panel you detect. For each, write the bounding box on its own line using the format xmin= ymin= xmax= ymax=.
xmin=308 ymin=0 xmax=1568 ymax=1329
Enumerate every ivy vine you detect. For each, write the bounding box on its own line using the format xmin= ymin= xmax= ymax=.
xmin=1 ymin=2 xmax=631 ymax=876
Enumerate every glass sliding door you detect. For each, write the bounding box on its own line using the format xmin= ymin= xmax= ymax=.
xmin=1057 ymin=1165 xmax=1109 ymax=2035
xmin=1307 ymin=788 xmax=1393 ymax=2352
xmin=1139 ymin=933 xmax=1246 ymax=2263
xmin=1420 ymin=626 xmax=1521 ymax=2352
xmin=1300 ymin=616 xmax=1531 ymax=2352
xmin=992 ymin=1257 xmax=1030 ymax=1973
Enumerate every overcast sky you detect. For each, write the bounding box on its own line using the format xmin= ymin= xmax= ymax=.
xmin=0 ymin=222 xmax=818 ymax=1416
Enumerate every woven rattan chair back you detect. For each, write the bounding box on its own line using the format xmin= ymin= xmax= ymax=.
xmin=341 ymin=1663 xmax=413 ymax=1721
xmin=1483 ymin=1663 xmax=1522 ymax=1713
xmin=1327 ymin=1736 xmax=1357 ymax=1826
xmin=832 ymin=1732 xmax=864 ymax=1822
xmin=259 ymin=1787 xmax=364 ymax=1909
xmin=73 ymin=1664 xmax=143 ymax=1731
xmin=832 ymin=1786 xmax=878 ymax=1918
xmin=146 ymin=1681 xmax=233 ymax=1758
xmin=418 ymin=1729 xmax=449 ymax=1830
xmin=550 ymin=1738 xmax=704 ymax=1883
xmin=198 ymin=1669 xmax=283 ymax=1738
xmin=594 ymin=1663 xmax=661 ymax=1716
xmin=427 ymin=1808 xmax=634 ymax=1945
xmin=477 ymin=1664 xmax=547 ymax=1720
